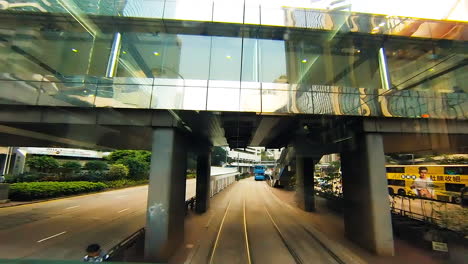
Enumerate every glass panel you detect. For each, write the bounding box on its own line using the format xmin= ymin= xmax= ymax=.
xmin=152 ymin=86 xmax=207 ymax=110
xmin=0 ymin=25 xmax=111 ymax=80
xmin=177 ymin=34 xmax=211 ymax=83
xmin=241 ymin=38 xmax=259 ymax=83
xmin=121 ymin=0 xmax=164 ymax=19
xmin=305 ymin=9 xmax=336 ymax=30
xmin=311 ymin=92 xmax=337 ymax=115
xmin=37 ymin=79 xmax=97 ymax=107
xmin=0 ymin=80 xmax=39 ymax=105
xmin=213 ymin=0 xmax=244 ymax=24
xmin=386 ymin=39 xmax=468 ymax=93
xmin=293 ymin=39 xmax=381 ymax=91
xmin=152 ymin=85 xmax=186 ymax=109
xmin=244 ymin=4 xmax=260 ymax=25
xmin=164 ymin=0 xmax=213 ymax=22
xmin=260 ymin=6 xmax=287 ymax=27
xmin=209 ymin=36 xmax=242 ymax=82
xmin=182 ymin=87 xmax=208 ymax=110
xmin=207 ymin=88 xmax=239 ymax=111
xmin=284 ymin=8 xmax=306 ymax=28
xmin=95 ymin=83 xmax=151 ymax=108
xmin=259 ymin=39 xmax=288 ymax=84
xmin=261 ymin=89 xmax=289 ymax=113
xmin=240 ymin=88 xmax=261 ymax=112
xmin=293 ymin=90 xmax=313 ymax=114
xmin=118 ymin=33 xmax=210 ymax=85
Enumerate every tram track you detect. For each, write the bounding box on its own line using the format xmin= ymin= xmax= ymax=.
xmin=199 ymin=179 xmax=350 ymax=264
xmin=259 ymin=182 xmax=345 ymax=264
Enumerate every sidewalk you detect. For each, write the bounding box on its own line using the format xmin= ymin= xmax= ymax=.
xmin=269 ymin=186 xmax=441 ymax=264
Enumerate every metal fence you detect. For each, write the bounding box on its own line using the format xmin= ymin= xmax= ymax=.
xmin=210 ymin=172 xmax=237 ymax=197
xmin=108 ymin=169 xmax=239 ymax=261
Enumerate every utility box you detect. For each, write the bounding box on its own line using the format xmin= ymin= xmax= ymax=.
xmin=0 ymin=184 xmax=9 ymax=203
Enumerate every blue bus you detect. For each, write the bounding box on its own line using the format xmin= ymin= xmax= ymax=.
xmin=254 ymin=165 xmax=266 ymax=181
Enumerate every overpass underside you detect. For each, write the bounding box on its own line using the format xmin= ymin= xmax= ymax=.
xmin=0 ymin=5 xmax=467 ymax=263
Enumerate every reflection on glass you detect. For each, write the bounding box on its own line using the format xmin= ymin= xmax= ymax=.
xmin=244 ymin=4 xmax=260 ymax=25
xmin=209 ymin=36 xmax=242 ymax=81
xmin=0 ymin=80 xmax=40 ymax=105
xmin=260 ymin=6 xmax=287 ymax=27
xmin=182 ymin=87 xmax=207 ymax=110
xmin=121 ymin=0 xmax=164 ymax=18
xmin=95 ymin=83 xmax=151 ymax=108
xmin=152 ymin=85 xmax=186 ymax=109
xmin=240 ymin=88 xmax=261 ymax=112
xmin=259 ymin=39 xmax=287 ymax=83
xmin=213 ymin=1 xmax=243 ymax=23
xmin=386 ymin=40 xmax=467 ymax=93
xmin=261 ymin=89 xmax=289 ymax=113
xmin=164 ymin=0 xmax=213 ymax=21
xmin=37 ymin=80 xmax=97 ymax=107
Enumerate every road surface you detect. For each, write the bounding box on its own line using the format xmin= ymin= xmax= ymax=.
xmin=0 ymin=179 xmax=196 ymax=260
xmin=1 ymin=177 xmax=356 ymax=263
xmin=187 ymin=178 xmax=352 ymax=264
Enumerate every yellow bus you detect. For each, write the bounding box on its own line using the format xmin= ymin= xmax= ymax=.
xmin=386 ymin=165 xmax=468 ymax=203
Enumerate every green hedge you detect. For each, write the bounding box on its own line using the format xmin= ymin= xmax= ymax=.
xmin=9 ymin=181 xmax=108 ymax=201
xmin=104 ymin=179 xmax=148 ymax=189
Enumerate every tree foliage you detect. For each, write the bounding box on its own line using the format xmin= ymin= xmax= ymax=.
xmin=211 ymin=146 xmax=227 ymax=166
xmin=105 ymin=150 xmax=151 ymax=180
xmin=260 ymin=151 xmax=275 ymax=161
xmin=61 ymin=161 xmax=82 ymax=173
xmin=106 ymin=164 xmax=129 ymax=180
xmin=105 ymin=150 xmax=151 ymax=164
xmin=26 ymin=156 xmax=60 ymax=173
xmin=84 ymin=160 xmax=108 ymax=172
xmin=120 ymin=157 xmax=149 ymax=180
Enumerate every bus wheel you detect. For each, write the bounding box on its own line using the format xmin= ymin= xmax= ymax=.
xmin=397 ymin=189 xmax=406 ymax=196
xmin=388 ymin=188 xmax=395 ymax=195
xmin=453 ymin=197 xmax=462 ymax=204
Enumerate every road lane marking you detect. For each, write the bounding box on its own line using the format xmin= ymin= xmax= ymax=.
xmin=65 ymin=205 xmax=80 ymax=210
xmin=118 ymin=208 xmax=130 ymax=213
xmin=208 ymin=200 xmax=231 ymax=264
xmin=117 ymin=195 xmax=128 ymax=198
xmin=37 ymin=231 xmax=67 ymax=243
xmin=243 ymin=199 xmax=252 ymax=264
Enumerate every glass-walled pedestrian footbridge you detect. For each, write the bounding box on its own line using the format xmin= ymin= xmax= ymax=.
xmin=0 ymin=0 xmax=466 ymax=119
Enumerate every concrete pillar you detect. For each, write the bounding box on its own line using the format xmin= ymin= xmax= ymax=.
xmin=195 ymin=151 xmax=211 ymax=214
xmin=341 ymin=133 xmax=394 ymax=256
xmin=145 ymin=128 xmax=187 ymax=262
xmin=295 ymin=156 xmax=316 ymax=212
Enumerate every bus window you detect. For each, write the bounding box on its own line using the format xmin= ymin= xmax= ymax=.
xmin=388 ymin=179 xmax=405 ymax=186
xmin=444 ymin=167 xmax=468 ymax=175
xmin=386 ymin=167 xmax=404 ymax=173
xmin=445 ymin=183 xmax=466 ymax=192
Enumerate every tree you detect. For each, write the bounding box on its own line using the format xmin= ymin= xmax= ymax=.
xmin=120 ymin=157 xmax=149 ymax=180
xmin=84 ymin=160 xmax=108 ymax=172
xmin=105 ymin=150 xmax=151 ymax=180
xmin=105 ymin=150 xmax=151 ymax=164
xmin=61 ymin=161 xmax=82 ymax=173
xmin=106 ymin=164 xmax=129 ymax=180
xmin=26 ymin=156 xmax=60 ymax=173
xmin=187 ymin=152 xmax=197 ymax=173
xmin=211 ymin=146 xmax=227 ymax=166
xmin=261 ymin=151 xmax=275 ymax=161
